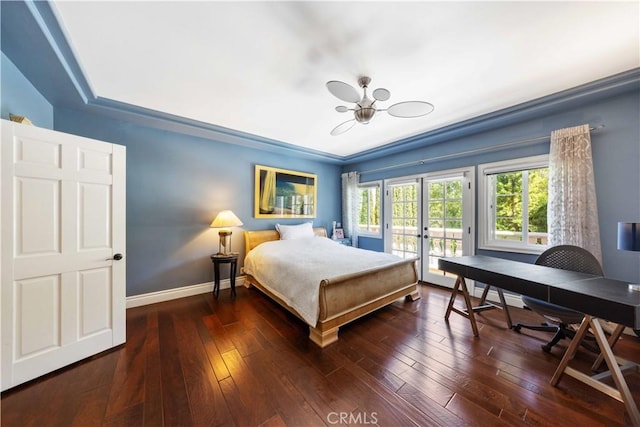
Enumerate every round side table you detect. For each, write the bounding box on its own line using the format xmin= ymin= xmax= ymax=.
xmin=210 ymin=253 xmax=239 ymax=297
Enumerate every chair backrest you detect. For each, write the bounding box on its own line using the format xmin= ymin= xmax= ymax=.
xmin=535 ymin=245 xmax=604 ymax=276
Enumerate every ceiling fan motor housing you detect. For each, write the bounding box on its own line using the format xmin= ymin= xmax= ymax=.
xmin=355 ymin=106 xmax=375 ymax=123
xmin=355 ymin=90 xmax=375 ymax=123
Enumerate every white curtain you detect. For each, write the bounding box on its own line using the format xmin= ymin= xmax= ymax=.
xmin=548 ymin=124 xmax=602 ymax=263
xmin=341 ymin=172 xmax=360 ymax=247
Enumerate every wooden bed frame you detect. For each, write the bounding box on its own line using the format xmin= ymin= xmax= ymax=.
xmin=242 ymin=227 xmax=420 ymax=347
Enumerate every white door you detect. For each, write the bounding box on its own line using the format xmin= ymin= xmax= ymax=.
xmin=1 ymin=120 xmax=126 ymax=391
xmin=385 ymin=179 xmax=422 ymax=275
xmin=422 ymin=168 xmax=474 ymax=288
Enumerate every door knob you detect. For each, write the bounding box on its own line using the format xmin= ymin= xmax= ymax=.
xmin=112 ymin=253 xmax=123 ymax=261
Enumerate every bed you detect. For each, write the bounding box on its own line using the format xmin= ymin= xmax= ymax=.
xmin=242 ymin=226 xmax=420 ymax=347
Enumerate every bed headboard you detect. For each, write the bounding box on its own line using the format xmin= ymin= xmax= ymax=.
xmin=244 ymin=227 xmax=327 ymax=253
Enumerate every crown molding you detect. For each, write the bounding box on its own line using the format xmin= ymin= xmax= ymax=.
xmin=90 ymin=97 xmax=346 ymax=162
xmin=28 ymin=0 xmax=94 ymax=104
xmin=343 ymin=68 xmax=640 ymax=163
xmin=5 ymin=1 xmax=639 ymax=165
xmin=6 ymin=1 xmax=345 ymax=164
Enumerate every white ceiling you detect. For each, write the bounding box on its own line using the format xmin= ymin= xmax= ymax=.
xmin=51 ymin=1 xmax=639 ymax=157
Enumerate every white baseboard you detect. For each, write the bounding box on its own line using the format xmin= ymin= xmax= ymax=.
xmin=126 ymin=277 xmax=240 ymax=308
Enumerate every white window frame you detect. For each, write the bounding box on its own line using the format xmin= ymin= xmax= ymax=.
xmin=357 ymin=180 xmax=382 ymax=237
xmin=478 ymin=154 xmax=549 ymax=254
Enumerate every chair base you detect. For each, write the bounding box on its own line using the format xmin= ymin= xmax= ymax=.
xmin=513 ymin=322 xmax=599 ymax=353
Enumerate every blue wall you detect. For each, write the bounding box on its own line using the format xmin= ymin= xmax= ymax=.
xmin=344 ymin=89 xmax=640 ymax=283
xmin=53 ymin=107 xmax=341 ymax=296
xmin=1 ymin=0 xmax=638 ymax=294
xmin=0 ymin=0 xmax=343 ymax=297
xmin=1 ymin=52 xmax=53 ymax=128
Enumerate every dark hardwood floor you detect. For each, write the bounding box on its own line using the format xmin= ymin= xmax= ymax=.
xmin=2 ymin=283 xmax=639 ymax=426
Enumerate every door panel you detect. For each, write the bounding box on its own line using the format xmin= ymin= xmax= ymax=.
xmin=422 ymin=169 xmax=474 ymax=288
xmin=79 ymin=267 xmax=112 ymax=337
xmin=79 ymin=183 xmax=111 ymax=250
xmin=384 ymin=180 xmax=422 ymax=281
xmin=16 ymin=177 xmax=61 ymax=255
xmin=15 ymin=275 xmax=61 ymax=358
xmin=386 ymin=181 xmax=421 ymax=261
xmin=15 ymin=136 xmax=61 ymax=167
xmin=1 ymin=120 xmax=126 ymax=391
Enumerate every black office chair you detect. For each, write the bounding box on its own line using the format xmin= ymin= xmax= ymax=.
xmin=513 ymin=245 xmax=604 ymax=353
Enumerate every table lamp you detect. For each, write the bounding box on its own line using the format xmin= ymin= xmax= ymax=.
xmin=211 ymin=210 xmax=243 ymax=255
xmin=617 ymin=222 xmax=640 ymax=289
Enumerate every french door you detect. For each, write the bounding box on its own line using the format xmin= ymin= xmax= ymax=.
xmin=385 ymin=179 xmax=421 ymax=260
xmin=1 ymin=120 xmax=126 ymax=390
xmin=422 ymin=168 xmax=474 ymax=288
xmin=385 ymin=168 xmax=474 ymax=287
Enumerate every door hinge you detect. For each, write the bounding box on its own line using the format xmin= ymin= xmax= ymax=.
xmin=468 ymin=226 xmax=471 ymax=234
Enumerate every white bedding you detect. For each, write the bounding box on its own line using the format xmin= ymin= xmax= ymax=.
xmin=243 ymin=237 xmax=406 ymax=326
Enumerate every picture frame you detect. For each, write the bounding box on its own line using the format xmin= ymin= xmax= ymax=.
xmin=334 ymin=228 xmax=345 ymax=239
xmin=254 ymin=165 xmax=317 ymax=218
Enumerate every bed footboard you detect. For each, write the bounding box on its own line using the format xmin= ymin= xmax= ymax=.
xmin=244 ymin=243 xmax=419 ymax=348
xmin=310 ymin=258 xmax=419 ymax=347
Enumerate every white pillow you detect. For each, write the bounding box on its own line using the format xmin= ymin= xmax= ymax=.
xmin=276 ymin=223 xmax=314 ymax=240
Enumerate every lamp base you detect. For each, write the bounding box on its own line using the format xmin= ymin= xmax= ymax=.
xmin=215 ymin=251 xmax=239 ymax=257
xmin=218 ymin=230 xmax=233 ymax=255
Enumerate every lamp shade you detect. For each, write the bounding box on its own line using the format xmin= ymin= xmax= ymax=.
xmin=210 ymin=210 xmax=243 ymax=229
xmin=617 ymin=222 xmax=640 ymax=251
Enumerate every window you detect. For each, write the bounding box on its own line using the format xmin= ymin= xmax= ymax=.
xmin=479 ymin=155 xmax=549 ymax=254
xmin=358 ymin=181 xmax=381 ymax=236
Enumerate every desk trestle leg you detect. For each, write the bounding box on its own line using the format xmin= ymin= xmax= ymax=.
xmin=445 ymin=275 xmax=513 ymax=336
xmin=551 ymin=315 xmax=640 ymax=425
xmin=591 ymin=323 xmax=625 ymax=371
xmin=445 ymin=276 xmax=480 ymax=336
xmin=478 ymin=284 xmax=513 ymax=329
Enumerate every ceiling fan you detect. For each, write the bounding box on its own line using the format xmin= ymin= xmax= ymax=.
xmin=326 ymin=76 xmax=434 ymax=136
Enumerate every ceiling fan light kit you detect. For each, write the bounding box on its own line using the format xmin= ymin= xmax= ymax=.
xmin=326 ymin=76 xmax=434 ymax=136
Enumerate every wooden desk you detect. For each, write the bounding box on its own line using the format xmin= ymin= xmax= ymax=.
xmin=439 ymin=255 xmax=640 ymax=424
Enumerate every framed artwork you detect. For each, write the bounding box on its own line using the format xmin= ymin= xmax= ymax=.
xmin=254 ymin=165 xmax=317 ymax=218
xmin=334 ymin=228 xmax=345 ymax=239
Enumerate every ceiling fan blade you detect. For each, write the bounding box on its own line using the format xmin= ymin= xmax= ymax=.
xmin=372 ymin=88 xmax=390 ymax=101
xmin=326 ymin=81 xmax=361 ymax=103
xmin=335 ymin=106 xmax=350 ymax=113
xmin=330 ymin=119 xmax=356 ymax=136
xmin=387 ymin=101 xmax=434 ymax=118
